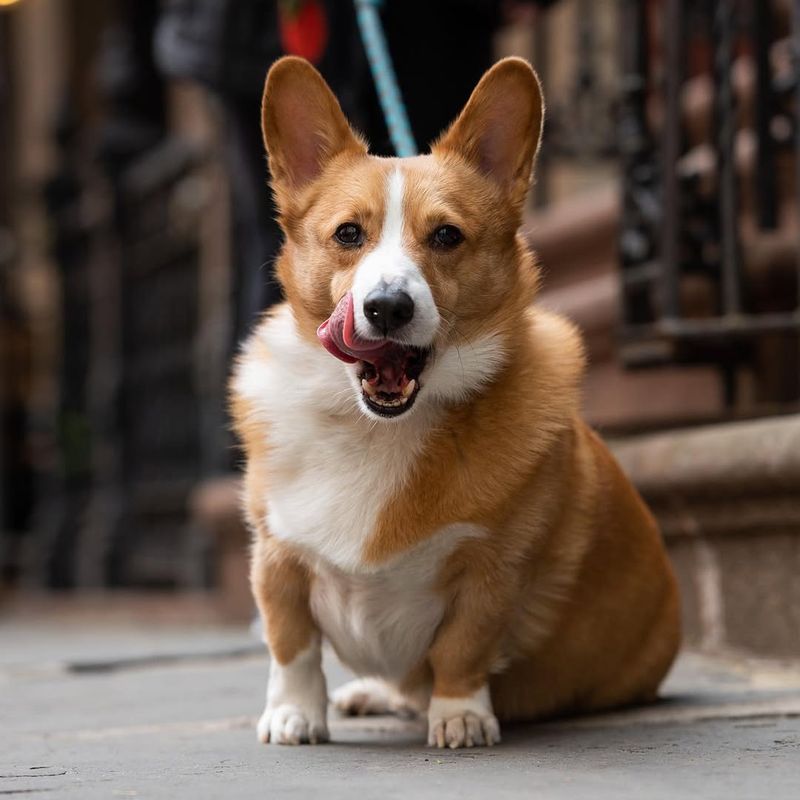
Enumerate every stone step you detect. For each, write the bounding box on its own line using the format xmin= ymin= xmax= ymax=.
xmin=612 ymin=413 xmax=800 ymax=659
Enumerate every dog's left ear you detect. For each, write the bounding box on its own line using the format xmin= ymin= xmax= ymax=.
xmin=433 ymin=58 xmax=544 ymax=209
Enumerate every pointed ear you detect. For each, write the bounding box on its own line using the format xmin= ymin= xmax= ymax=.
xmin=432 ymin=58 xmax=544 ymax=207
xmin=261 ymin=57 xmax=367 ymax=199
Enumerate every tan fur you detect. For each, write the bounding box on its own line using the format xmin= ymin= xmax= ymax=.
xmin=231 ymin=56 xmax=680 ymax=742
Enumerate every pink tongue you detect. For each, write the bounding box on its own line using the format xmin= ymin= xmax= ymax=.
xmin=317 ymin=293 xmax=392 ymax=364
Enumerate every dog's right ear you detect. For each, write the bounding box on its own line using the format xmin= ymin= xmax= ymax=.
xmin=262 ymin=57 xmax=367 ymax=202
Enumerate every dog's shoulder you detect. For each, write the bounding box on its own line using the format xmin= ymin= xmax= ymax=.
xmin=475 ymin=304 xmax=586 ymax=448
xmin=524 ymin=305 xmax=586 ymax=398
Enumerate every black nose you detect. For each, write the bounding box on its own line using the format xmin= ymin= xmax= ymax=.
xmin=363 ymin=287 xmax=415 ymax=335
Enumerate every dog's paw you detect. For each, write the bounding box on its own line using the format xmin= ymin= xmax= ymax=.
xmin=427 ymin=711 xmax=501 ymax=748
xmin=427 ymin=687 xmax=501 ymax=749
xmin=256 ymin=703 xmax=329 ymax=745
xmin=258 ymin=639 xmax=329 ymax=745
xmin=333 ymin=678 xmax=417 ymax=718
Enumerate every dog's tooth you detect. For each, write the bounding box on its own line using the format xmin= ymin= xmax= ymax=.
xmin=362 ymin=379 xmax=377 ymax=397
xmin=368 ymin=390 xmax=413 ymax=409
xmin=402 ymin=379 xmax=416 ymax=398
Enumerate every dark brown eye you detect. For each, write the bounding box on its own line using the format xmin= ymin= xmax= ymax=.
xmin=334 ymin=222 xmax=363 ymax=246
xmin=431 ymin=224 xmax=464 ymax=249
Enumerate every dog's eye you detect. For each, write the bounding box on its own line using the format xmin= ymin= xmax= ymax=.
xmin=431 ymin=225 xmax=464 ymax=249
xmin=334 ymin=222 xmax=363 ymax=246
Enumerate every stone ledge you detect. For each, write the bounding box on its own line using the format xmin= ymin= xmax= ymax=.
xmin=611 ymin=414 xmax=800 ymax=658
xmin=611 ymin=415 xmax=800 ymax=538
xmin=611 ymin=414 xmax=800 ymax=501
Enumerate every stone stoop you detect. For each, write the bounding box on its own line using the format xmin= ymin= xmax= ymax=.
xmin=612 ymin=414 xmax=800 ymax=659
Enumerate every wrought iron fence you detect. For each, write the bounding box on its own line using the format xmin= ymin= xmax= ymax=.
xmin=107 ymin=140 xmax=208 ymax=587
xmin=38 ymin=126 xmax=215 ymax=588
xmin=33 ymin=1 xmax=227 ymax=589
xmin=618 ymin=0 xmax=800 ymax=406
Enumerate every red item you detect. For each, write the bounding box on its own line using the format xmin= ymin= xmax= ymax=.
xmin=278 ymin=0 xmax=329 ymax=64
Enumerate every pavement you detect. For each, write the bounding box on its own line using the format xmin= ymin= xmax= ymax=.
xmin=2 ymin=613 xmax=800 ymax=799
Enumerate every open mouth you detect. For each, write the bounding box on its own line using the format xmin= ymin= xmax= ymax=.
xmin=358 ymin=345 xmax=429 ymax=417
xmin=316 ymin=292 xmax=430 ymax=418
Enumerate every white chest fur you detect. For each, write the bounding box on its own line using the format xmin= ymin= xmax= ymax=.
xmin=265 ymin=415 xmax=427 ymax=570
xmin=235 ymin=306 xmax=434 ymax=571
xmin=310 ymin=524 xmax=485 ymax=681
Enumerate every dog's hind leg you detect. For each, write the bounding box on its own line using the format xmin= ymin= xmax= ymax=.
xmin=332 ymin=678 xmax=422 ymax=718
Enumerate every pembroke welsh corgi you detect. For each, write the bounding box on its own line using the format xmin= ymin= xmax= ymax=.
xmin=231 ymin=55 xmax=680 ymax=749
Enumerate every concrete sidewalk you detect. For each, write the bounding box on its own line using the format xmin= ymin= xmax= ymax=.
xmin=2 ymin=618 xmax=799 ymax=799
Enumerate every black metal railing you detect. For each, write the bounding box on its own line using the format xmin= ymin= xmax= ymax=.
xmin=618 ymin=0 xmax=800 ymax=406
xmin=106 ymin=140 xmax=208 ymax=587
xmin=33 ymin=1 xmax=225 ymax=590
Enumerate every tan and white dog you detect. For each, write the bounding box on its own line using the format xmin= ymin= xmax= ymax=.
xmin=231 ymin=56 xmax=680 ymax=750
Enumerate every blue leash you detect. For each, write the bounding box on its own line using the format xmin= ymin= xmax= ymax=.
xmin=354 ymin=0 xmax=418 ymax=157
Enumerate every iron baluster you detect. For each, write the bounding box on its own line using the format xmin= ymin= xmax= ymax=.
xmin=713 ymin=0 xmax=743 ymax=317
xmin=754 ymin=0 xmax=777 ymax=230
xmin=619 ymin=0 xmax=659 ymax=329
xmin=794 ymin=0 xmax=800 ymax=318
xmin=660 ymin=0 xmax=685 ymax=321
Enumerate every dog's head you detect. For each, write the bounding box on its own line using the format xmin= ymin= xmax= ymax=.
xmin=262 ymin=56 xmax=544 ymax=421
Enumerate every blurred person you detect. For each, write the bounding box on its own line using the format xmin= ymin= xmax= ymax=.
xmin=155 ymin=0 xmax=532 ymax=346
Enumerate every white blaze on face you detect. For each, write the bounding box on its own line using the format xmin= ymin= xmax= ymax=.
xmin=351 ymin=167 xmax=440 ymax=347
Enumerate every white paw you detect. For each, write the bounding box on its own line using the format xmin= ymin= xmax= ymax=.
xmin=257 ymin=703 xmax=329 ymax=745
xmin=427 ymin=711 xmax=501 ymax=749
xmin=332 ymin=677 xmax=418 ymax=718
xmin=257 ymin=639 xmax=329 ymax=745
xmin=427 ymin=686 xmax=501 ymax=749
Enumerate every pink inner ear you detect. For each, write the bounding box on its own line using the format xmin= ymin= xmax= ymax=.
xmin=276 ymin=94 xmax=326 ymax=187
xmin=476 ymin=94 xmax=529 ymax=186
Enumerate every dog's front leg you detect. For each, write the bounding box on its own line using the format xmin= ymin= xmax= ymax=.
xmin=425 ymin=554 xmax=511 ymax=749
xmin=251 ymin=536 xmax=329 ymax=745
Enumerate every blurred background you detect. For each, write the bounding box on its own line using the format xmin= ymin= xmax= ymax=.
xmin=0 ymin=0 xmax=798 ymax=660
